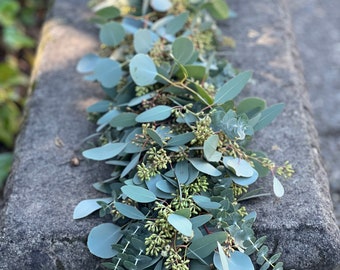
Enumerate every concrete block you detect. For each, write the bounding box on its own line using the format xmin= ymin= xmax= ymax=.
xmin=0 ymin=0 xmax=339 ymax=269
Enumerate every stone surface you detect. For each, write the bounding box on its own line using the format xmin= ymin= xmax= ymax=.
xmin=0 ymin=0 xmax=339 ymax=269
xmin=286 ymin=0 xmax=340 ymax=226
xmin=222 ymin=0 xmax=340 ymax=269
xmin=0 ymin=1 xmax=104 ymax=269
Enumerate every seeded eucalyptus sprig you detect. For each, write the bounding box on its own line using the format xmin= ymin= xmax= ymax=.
xmin=74 ymin=1 xmax=293 ymax=269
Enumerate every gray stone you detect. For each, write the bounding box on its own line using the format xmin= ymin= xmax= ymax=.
xmin=221 ymin=0 xmax=340 ymax=269
xmin=0 ymin=0 xmax=104 ymax=269
xmin=0 ymin=0 xmax=339 ymax=269
xmin=286 ymin=0 xmax=340 ymax=226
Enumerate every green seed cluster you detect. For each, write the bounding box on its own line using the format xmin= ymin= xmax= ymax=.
xmin=191 ymin=116 xmax=214 ymax=145
xmin=164 ymin=247 xmax=190 ymax=270
xmin=191 ymin=30 xmax=216 ymax=53
xmin=276 ymin=161 xmax=295 ymax=178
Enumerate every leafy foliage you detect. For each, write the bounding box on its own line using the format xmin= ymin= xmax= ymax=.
xmin=0 ymin=0 xmax=47 ymax=190
xmin=74 ymin=0 xmax=294 ymax=269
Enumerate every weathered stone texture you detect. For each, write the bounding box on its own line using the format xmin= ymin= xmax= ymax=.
xmin=0 ymin=0 xmax=339 ymax=269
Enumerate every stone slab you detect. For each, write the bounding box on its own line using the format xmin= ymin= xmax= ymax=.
xmin=286 ymin=0 xmax=340 ymax=226
xmin=221 ymin=0 xmax=340 ymax=269
xmin=0 ymin=0 xmax=339 ymax=269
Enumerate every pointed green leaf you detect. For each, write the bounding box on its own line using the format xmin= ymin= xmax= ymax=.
xmin=121 ymin=153 xmax=141 ymax=178
xmin=97 ymin=109 xmax=120 ymax=125
xmin=172 ymin=37 xmax=194 ymax=64
xmin=87 ymin=100 xmax=111 ymax=113
xmin=237 ymin=97 xmax=266 ymax=118
xmin=167 ymin=132 xmax=195 ymax=146
xmin=83 ymin=143 xmax=126 ymax=161
xmin=110 ymin=112 xmax=137 ymax=128
xmin=130 ymin=54 xmax=158 ymax=86
xmin=190 ymin=214 xmax=213 ymax=228
xmin=217 ymin=242 xmax=229 ymax=270
xmin=73 ymin=198 xmax=112 ymax=219
xmin=95 ymin=6 xmax=120 ymax=20
xmin=188 ymin=158 xmax=222 ymax=176
xmin=273 ymin=262 xmax=284 ymax=270
xmin=256 ymin=245 xmax=269 ymax=265
xmin=87 ymin=223 xmax=123 ymax=259
xmin=100 ymin=21 xmax=125 ymax=47
xmin=115 ymin=202 xmax=146 ymax=220
xmin=168 ymin=214 xmax=193 ymax=237
xmin=135 ymin=105 xmax=172 ymax=122
xmin=128 ymin=92 xmax=157 ymax=107
xmin=146 ymin=128 xmax=164 ymax=146
xmin=173 ymin=208 xmax=191 ymax=218
xmin=273 ymin=176 xmax=284 ymax=198
xmin=192 ymin=195 xmax=221 ymax=209
xmin=204 ymin=0 xmax=229 ymax=20
xmin=253 ymin=103 xmax=284 ymax=131
xmin=166 ymin=12 xmax=189 ymax=35
xmin=176 ymin=65 xmax=206 ymax=80
xmin=214 ymin=71 xmax=252 ymax=104
xmin=187 ymin=231 xmax=227 ymax=259
xmin=121 ymin=185 xmax=156 ymax=203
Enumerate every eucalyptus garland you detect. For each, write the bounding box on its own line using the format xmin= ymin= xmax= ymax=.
xmin=74 ymin=1 xmax=294 ymax=269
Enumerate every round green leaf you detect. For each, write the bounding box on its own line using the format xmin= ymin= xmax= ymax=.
xmin=228 ymin=251 xmax=254 ymax=270
xmin=100 ymin=21 xmax=125 ymax=47
xmin=175 ymin=161 xmax=189 ymax=184
xmin=230 ymin=170 xmax=259 ymax=186
xmin=129 ymin=54 xmax=158 ymax=86
xmin=150 ymin=0 xmax=172 ymax=12
xmin=172 ymin=37 xmax=194 ymax=64
xmin=223 ymin=157 xmax=253 ymax=177
xmin=204 ymin=135 xmax=222 ymax=162
xmin=93 ymin=58 xmax=122 ymax=88
xmin=87 ymin=223 xmax=123 ymax=259
xmin=76 ymin=53 xmax=99 ymax=73
xmin=121 ymin=185 xmax=156 ymax=203
xmin=83 ymin=142 xmax=126 ymax=161
xmin=168 ymin=214 xmax=193 ymax=237
xmin=134 ymin=29 xmax=155 ymax=54
xmin=135 ymin=105 xmax=172 ymax=122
